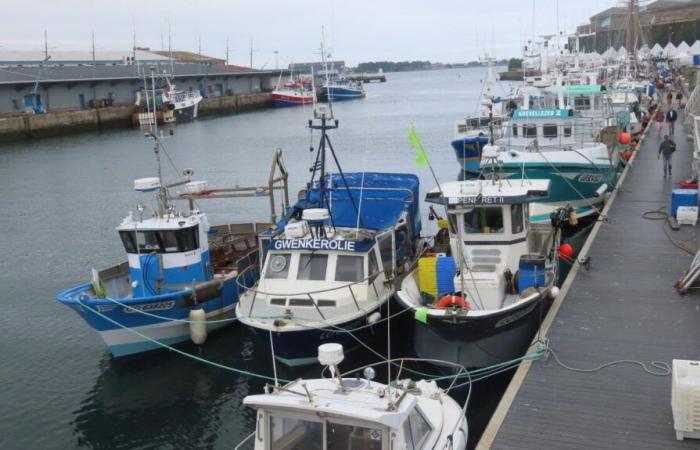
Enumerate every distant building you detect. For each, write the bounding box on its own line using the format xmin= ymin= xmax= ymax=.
xmin=289 ymin=61 xmax=346 ymax=75
xmin=575 ymin=0 xmax=700 ymax=52
xmin=0 ymin=62 xmax=280 ymax=115
xmin=152 ymin=50 xmax=226 ymax=65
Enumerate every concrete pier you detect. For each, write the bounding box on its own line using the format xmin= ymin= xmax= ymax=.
xmin=478 ymin=117 xmax=700 ymax=449
xmin=0 ymin=92 xmax=272 ymax=142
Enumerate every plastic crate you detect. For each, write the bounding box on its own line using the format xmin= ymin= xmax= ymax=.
xmin=677 ymin=207 xmax=699 ymax=226
xmin=672 ymin=359 xmax=700 ymax=440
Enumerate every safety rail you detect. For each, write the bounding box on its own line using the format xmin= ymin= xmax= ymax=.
xmin=684 ymin=71 xmax=700 ymax=127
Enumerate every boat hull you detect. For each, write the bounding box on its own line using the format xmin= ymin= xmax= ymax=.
xmin=413 ymin=295 xmax=548 ymax=369
xmin=56 ymin=269 xmax=258 ymax=357
xmin=174 ymin=102 xmax=198 ymax=121
xmin=485 ymin=164 xmax=618 ymax=223
xmin=272 ymin=93 xmax=314 ymax=107
xmin=451 ymin=135 xmax=489 ymax=174
xmin=322 ymin=86 xmax=365 ymax=101
xmin=247 ymin=302 xmax=388 ymax=367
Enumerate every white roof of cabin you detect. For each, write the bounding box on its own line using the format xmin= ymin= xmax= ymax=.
xmin=244 ymin=378 xmax=421 ymax=429
xmin=429 ymin=179 xmax=550 ymax=204
xmin=117 ymin=212 xmax=202 ymax=231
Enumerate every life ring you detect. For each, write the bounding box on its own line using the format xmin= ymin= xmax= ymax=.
xmin=436 ymin=294 xmax=470 ymax=310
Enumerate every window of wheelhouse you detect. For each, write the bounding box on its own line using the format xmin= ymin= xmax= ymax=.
xmin=335 ymin=255 xmax=364 ymax=282
xmin=512 ymin=125 xmax=518 ymax=137
xmin=118 ymin=227 xmax=199 ymax=253
xmin=266 ymin=253 xmax=291 ymax=279
xmin=511 ymin=203 xmax=524 ymax=233
xmin=574 ymin=96 xmax=591 ymax=110
xmin=463 ymin=207 xmax=504 ymax=233
xmin=524 ymin=124 xmax=537 ymax=138
xmin=269 ymin=415 xmax=322 ymax=450
xmin=564 ymin=126 xmax=572 ymax=137
xmin=298 ymin=254 xmax=328 ymax=281
xmin=404 ymin=407 xmax=433 ymax=450
xmin=542 ymin=124 xmax=558 ymax=138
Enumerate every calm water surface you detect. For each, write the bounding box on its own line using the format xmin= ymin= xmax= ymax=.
xmin=0 ymin=67 xmax=516 ymax=449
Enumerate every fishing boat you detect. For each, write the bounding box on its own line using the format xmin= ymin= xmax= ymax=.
xmin=451 ymin=56 xmax=506 ymax=174
xmin=55 ymin=134 xmax=288 ymax=357
xmin=396 ymin=175 xmax=568 ymax=369
xmin=322 ymin=77 xmax=366 ymax=101
xmin=272 ymin=69 xmax=315 ymax=107
xmin=134 ymin=70 xmax=203 ymax=124
xmin=235 ymin=107 xmax=422 ymax=367
xmin=237 ymin=343 xmax=468 ymax=449
xmin=480 ymin=108 xmax=619 ymax=223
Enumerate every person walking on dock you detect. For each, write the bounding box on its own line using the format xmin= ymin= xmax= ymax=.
xmin=654 ymin=107 xmax=665 ymax=137
xmin=658 ymin=135 xmax=677 ymax=178
xmin=666 ymin=106 xmax=678 ymax=135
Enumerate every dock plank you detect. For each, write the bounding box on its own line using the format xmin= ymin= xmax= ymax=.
xmin=483 ymin=119 xmax=700 ymax=449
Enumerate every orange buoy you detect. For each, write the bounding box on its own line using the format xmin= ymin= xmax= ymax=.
xmin=619 ymin=132 xmax=631 ymax=145
xmin=436 ymin=294 xmax=470 ymax=310
xmin=559 ymin=242 xmax=574 ymax=259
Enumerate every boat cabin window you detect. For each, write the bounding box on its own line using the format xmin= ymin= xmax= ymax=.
xmin=269 ymin=415 xmax=323 ymax=450
xmin=564 ymin=126 xmax=572 ymax=137
xmin=574 ymin=96 xmax=591 ymax=110
xmin=466 ymin=118 xmax=480 ymax=128
xmin=119 ymin=227 xmax=199 ymax=254
xmin=298 ymin=254 xmax=329 ymax=281
xmin=542 ymin=124 xmax=558 ymax=138
xmin=378 ymin=234 xmax=394 ymax=274
xmin=327 ymin=422 xmax=382 ymax=450
xmin=524 ymin=124 xmax=537 ymax=138
xmin=266 ymin=253 xmax=292 ymax=279
xmin=404 ymin=407 xmax=433 ymax=450
xmin=368 ymin=251 xmax=379 ymax=278
xmin=463 ymin=207 xmax=503 ymax=233
xmin=335 ymin=255 xmax=365 ymax=282
xmin=511 ymin=203 xmax=524 ymax=233
xmin=512 ymin=125 xmax=518 ymax=137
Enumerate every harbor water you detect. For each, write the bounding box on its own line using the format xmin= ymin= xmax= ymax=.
xmin=1 ymin=67 xmax=518 ymax=449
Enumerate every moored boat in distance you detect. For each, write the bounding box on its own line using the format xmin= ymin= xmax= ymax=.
xmin=451 ymin=55 xmax=506 ymax=174
xmin=237 ymin=343 xmax=468 ymax=449
xmin=480 ymin=108 xmax=619 ymax=223
xmin=235 ymin=107 xmax=422 ymax=367
xmin=397 ymin=176 xmax=569 ymax=369
xmin=322 ymin=77 xmax=366 ymax=101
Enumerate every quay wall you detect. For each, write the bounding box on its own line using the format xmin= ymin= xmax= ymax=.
xmin=0 ymin=92 xmax=272 ymax=142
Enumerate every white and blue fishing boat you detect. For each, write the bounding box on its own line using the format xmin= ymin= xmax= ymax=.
xmin=397 ymin=177 xmax=569 ymax=369
xmin=55 ymin=135 xmax=286 ymax=357
xmin=480 ymin=108 xmax=619 ymax=223
xmin=322 ymin=77 xmax=366 ymax=101
xmin=235 ymin=107 xmax=422 ymax=367
xmin=451 ymin=56 xmax=506 ymax=174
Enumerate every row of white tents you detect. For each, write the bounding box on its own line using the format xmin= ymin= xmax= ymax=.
xmin=595 ymin=41 xmax=700 ymax=65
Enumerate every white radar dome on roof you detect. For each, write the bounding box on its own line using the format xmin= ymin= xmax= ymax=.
xmin=302 ymin=208 xmax=331 ymax=222
xmin=318 ymin=343 xmax=344 ymax=366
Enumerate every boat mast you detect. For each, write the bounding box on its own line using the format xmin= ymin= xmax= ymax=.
xmin=149 ymin=66 xmax=167 ymax=216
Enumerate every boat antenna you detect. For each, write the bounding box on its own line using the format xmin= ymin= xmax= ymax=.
xmin=148 ymin=66 xmax=167 ymax=216
xmin=307 ymin=108 xmax=362 ymax=229
xmin=320 ymin=27 xmax=334 ymax=119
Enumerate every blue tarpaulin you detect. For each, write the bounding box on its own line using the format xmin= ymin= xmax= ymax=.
xmin=280 ymin=172 xmax=421 ymax=239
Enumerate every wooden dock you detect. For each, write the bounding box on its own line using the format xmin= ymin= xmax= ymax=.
xmin=478 ymin=117 xmax=700 ymax=449
xmin=348 ymin=72 xmax=386 ymax=83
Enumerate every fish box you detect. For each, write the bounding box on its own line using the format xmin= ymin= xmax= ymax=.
xmin=672 ymin=360 xmax=700 ymax=440
xmin=671 ymin=189 xmax=698 ymax=217
xmin=677 ymin=206 xmax=699 ymax=226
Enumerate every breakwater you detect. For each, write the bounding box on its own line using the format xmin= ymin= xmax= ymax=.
xmin=0 ymin=92 xmax=272 ymax=142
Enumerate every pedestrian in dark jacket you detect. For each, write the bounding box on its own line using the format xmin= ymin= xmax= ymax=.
xmin=658 ymin=135 xmax=677 ymax=178
xmin=666 ymin=107 xmax=678 ymax=135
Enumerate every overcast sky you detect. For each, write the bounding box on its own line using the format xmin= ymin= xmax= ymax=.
xmin=4 ymin=0 xmax=618 ymax=67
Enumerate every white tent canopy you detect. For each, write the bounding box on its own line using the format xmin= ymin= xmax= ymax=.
xmin=664 ymin=42 xmax=678 ymax=57
xmin=677 ymin=41 xmax=691 ymax=53
xmin=651 ymin=43 xmax=664 ymax=56
xmin=690 ymin=40 xmax=700 ymax=55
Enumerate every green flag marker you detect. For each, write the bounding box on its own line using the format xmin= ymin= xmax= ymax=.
xmin=415 ymin=307 xmax=428 ymax=324
xmin=408 ymin=126 xmax=430 ymax=167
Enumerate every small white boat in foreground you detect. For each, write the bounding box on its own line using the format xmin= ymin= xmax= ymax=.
xmin=238 ymin=343 xmax=468 ymax=449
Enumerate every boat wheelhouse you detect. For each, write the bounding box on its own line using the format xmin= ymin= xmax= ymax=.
xmin=481 ymin=109 xmax=618 ymax=223
xmin=238 ymin=343 xmax=468 ymax=450
xmin=397 ymin=179 xmax=564 ymax=369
